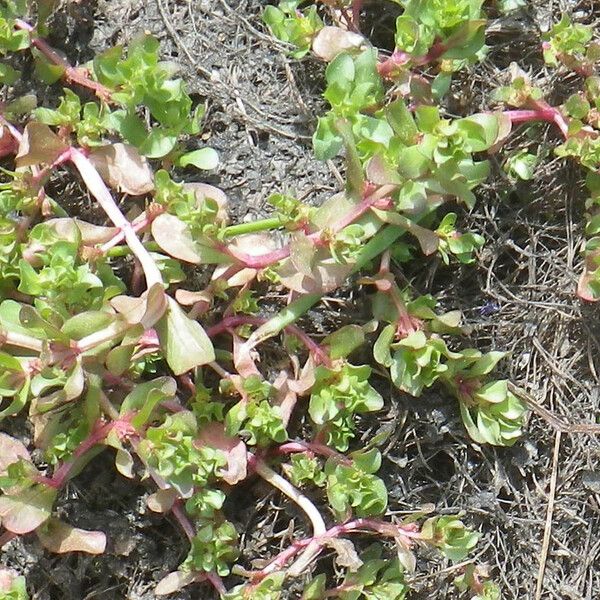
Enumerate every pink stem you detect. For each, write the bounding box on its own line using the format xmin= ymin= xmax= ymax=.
xmin=505 ymin=104 xmax=570 ymax=139
xmin=38 ymin=418 xmax=134 ymax=488
xmin=221 ymin=187 xmax=394 ymax=270
xmin=207 ymin=315 xmax=331 ymax=366
xmin=100 ymin=212 xmax=153 ymax=253
xmin=15 ymin=19 xmax=113 ymax=102
xmin=277 ymin=441 xmax=352 ymax=465
xmin=171 ymin=501 xmax=196 ymax=541
xmin=255 ymin=518 xmax=420 ymax=578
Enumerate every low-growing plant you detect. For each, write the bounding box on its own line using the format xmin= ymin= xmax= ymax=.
xmin=0 ymin=0 xmax=564 ymax=597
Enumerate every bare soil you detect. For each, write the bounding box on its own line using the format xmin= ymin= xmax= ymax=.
xmin=2 ymin=0 xmax=600 ymax=599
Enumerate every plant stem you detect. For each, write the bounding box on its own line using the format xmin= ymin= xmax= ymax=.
xmin=254 ymin=459 xmax=328 ymax=577
xmin=255 ymin=517 xmax=420 ymax=578
xmin=246 ymin=223 xmax=410 ymax=349
xmin=277 ymin=441 xmax=351 ymax=465
xmin=76 ymin=319 xmax=131 ymax=353
xmin=0 ymin=330 xmax=44 ymax=353
xmin=69 ymin=148 xmax=165 ymax=290
xmin=222 ymin=184 xmax=396 ymax=270
xmin=206 ymin=315 xmax=331 ymax=366
xmin=504 ymin=105 xmax=569 ymax=139
xmin=222 ymin=217 xmax=284 ymax=238
xmin=14 ymin=19 xmax=113 ymax=102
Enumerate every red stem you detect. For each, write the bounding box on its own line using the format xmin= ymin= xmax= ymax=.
xmin=277 ymin=441 xmax=352 ymax=465
xmin=505 ymin=102 xmax=570 ymax=139
xmin=38 ymin=418 xmax=135 ymax=488
xmin=254 ymin=518 xmax=420 ymax=579
xmin=15 ymin=19 xmax=113 ymax=102
xmin=221 ymin=188 xmax=394 ymax=270
xmin=207 ymin=315 xmax=331 ymax=366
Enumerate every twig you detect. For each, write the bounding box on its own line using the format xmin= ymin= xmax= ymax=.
xmin=535 ymin=430 xmax=561 ymax=600
xmin=508 ymin=382 xmax=600 ymax=434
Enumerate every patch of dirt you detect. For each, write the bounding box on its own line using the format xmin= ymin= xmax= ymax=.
xmin=2 ymin=0 xmax=600 ymax=599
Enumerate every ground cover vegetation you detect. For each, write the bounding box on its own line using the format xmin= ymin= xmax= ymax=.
xmin=0 ymin=0 xmax=598 ymax=598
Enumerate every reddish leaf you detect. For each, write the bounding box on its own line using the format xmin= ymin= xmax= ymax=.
xmin=577 ymin=269 xmax=599 ymax=302
xmin=366 ymin=154 xmax=402 ymax=185
xmin=277 ymin=253 xmax=352 ymax=294
xmin=326 ymin=537 xmax=363 ymax=570
xmin=183 ymin=182 xmax=229 ymax=224
xmin=0 ymin=433 xmax=31 ymax=475
xmin=272 ymin=371 xmax=297 ymax=426
xmin=290 ymin=232 xmax=316 ymax=277
xmin=231 ymin=232 xmax=279 ymax=257
xmin=147 ymin=488 xmax=178 ymax=513
xmin=151 ymin=213 xmax=202 ymax=264
xmin=0 ymin=569 xmax=24 ymax=592
xmin=110 ymin=283 xmax=168 ymax=328
xmin=15 ymin=122 xmax=68 ymax=168
xmin=211 ymin=265 xmax=257 ymax=288
xmin=36 ymin=518 xmax=106 ymax=554
xmin=0 ymin=485 xmax=56 ymax=534
xmin=233 ymin=333 xmax=261 ymax=378
xmin=175 ymin=288 xmax=213 ymax=307
xmin=312 ymin=26 xmax=366 ymax=62
xmin=196 ymin=422 xmax=247 ymax=485
xmin=0 ymin=126 xmax=18 ymax=159
xmin=88 ymin=143 xmax=154 ymax=196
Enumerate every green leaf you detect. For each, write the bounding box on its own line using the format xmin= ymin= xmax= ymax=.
xmin=475 ymin=379 xmax=508 ymax=404
xmin=32 ymin=48 xmax=64 ymax=84
xmin=155 ymin=297 xmax=216 ymax=375
xmin=119 ymin=376 xmax=176 ymax=427
xmin=139 ymin=128 xmax=178 ymax=158
xmin=177 ymin=148 xmax=219 ymax=170
xmin=313 ymin=114 xmax=344 ymax=160
xmin=0 ymin=62 xmax=19 ymax=84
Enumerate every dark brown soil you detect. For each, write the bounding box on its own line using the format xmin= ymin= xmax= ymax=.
xmin=2 ymin=1 xmax=600 ymax=599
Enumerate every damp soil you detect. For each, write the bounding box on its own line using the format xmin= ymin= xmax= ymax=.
xmin=2 ymin=0 xmax=600 ymax=599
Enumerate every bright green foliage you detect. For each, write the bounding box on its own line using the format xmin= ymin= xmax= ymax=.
xmin=435 ymin=213 xmax=484 ymax=264
xmin=185 ymin=488 xmax=226 ymax=519
xmin=325 ymin=449 xmax=388 ymax=518
xmin=0 ymin=571 xmax=29 ymax=600
xmin=314 ymin=51 xmax=503 ymax=211
xmin=44 ymin=417 xmax=90 ymax=465
xmin=420 ymin=515 xmax=479 ymax=561
xmin=154 ymin=170 xmax=223 ymax=239
xmin=262 ymin=1 xmax=323 ymax=59
xmin=181 ymin=520 xmax=239 ymax=576
xmin=17 ymin=222 xmax=122 ymax=317
xmin=542 ymin=15 xmax=599 ymax=73
xmin=32 ymin=88 xmax=112 ymax=146
xmin=372 ymin=290 xmax=526 ymax=446
xmin=287 ymin=453 xmax=326 ymax=488
xmin=91 ymin=34 xmax=206 ymax=157
xmin=309 ymin=363 xmax=383 ymax=451
xmin=224 ymin=572 xmax=285 ymax=600
xmin=225 ymin=377 xmax=288 ymax=446
xmin=138 ymin=412 xmax=227 ymax=497
xmin=0 ymin=0 xmax=30 ymax=84
xmin=303 ymin=545 xmax=407 ymax=600
xmin=504 ymin=149 xmax=538 ymax=181
xmin=394 ymin=0 xmax=486 ymax=62
xmin=493 ymin=74 xmax=543 ymax=108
